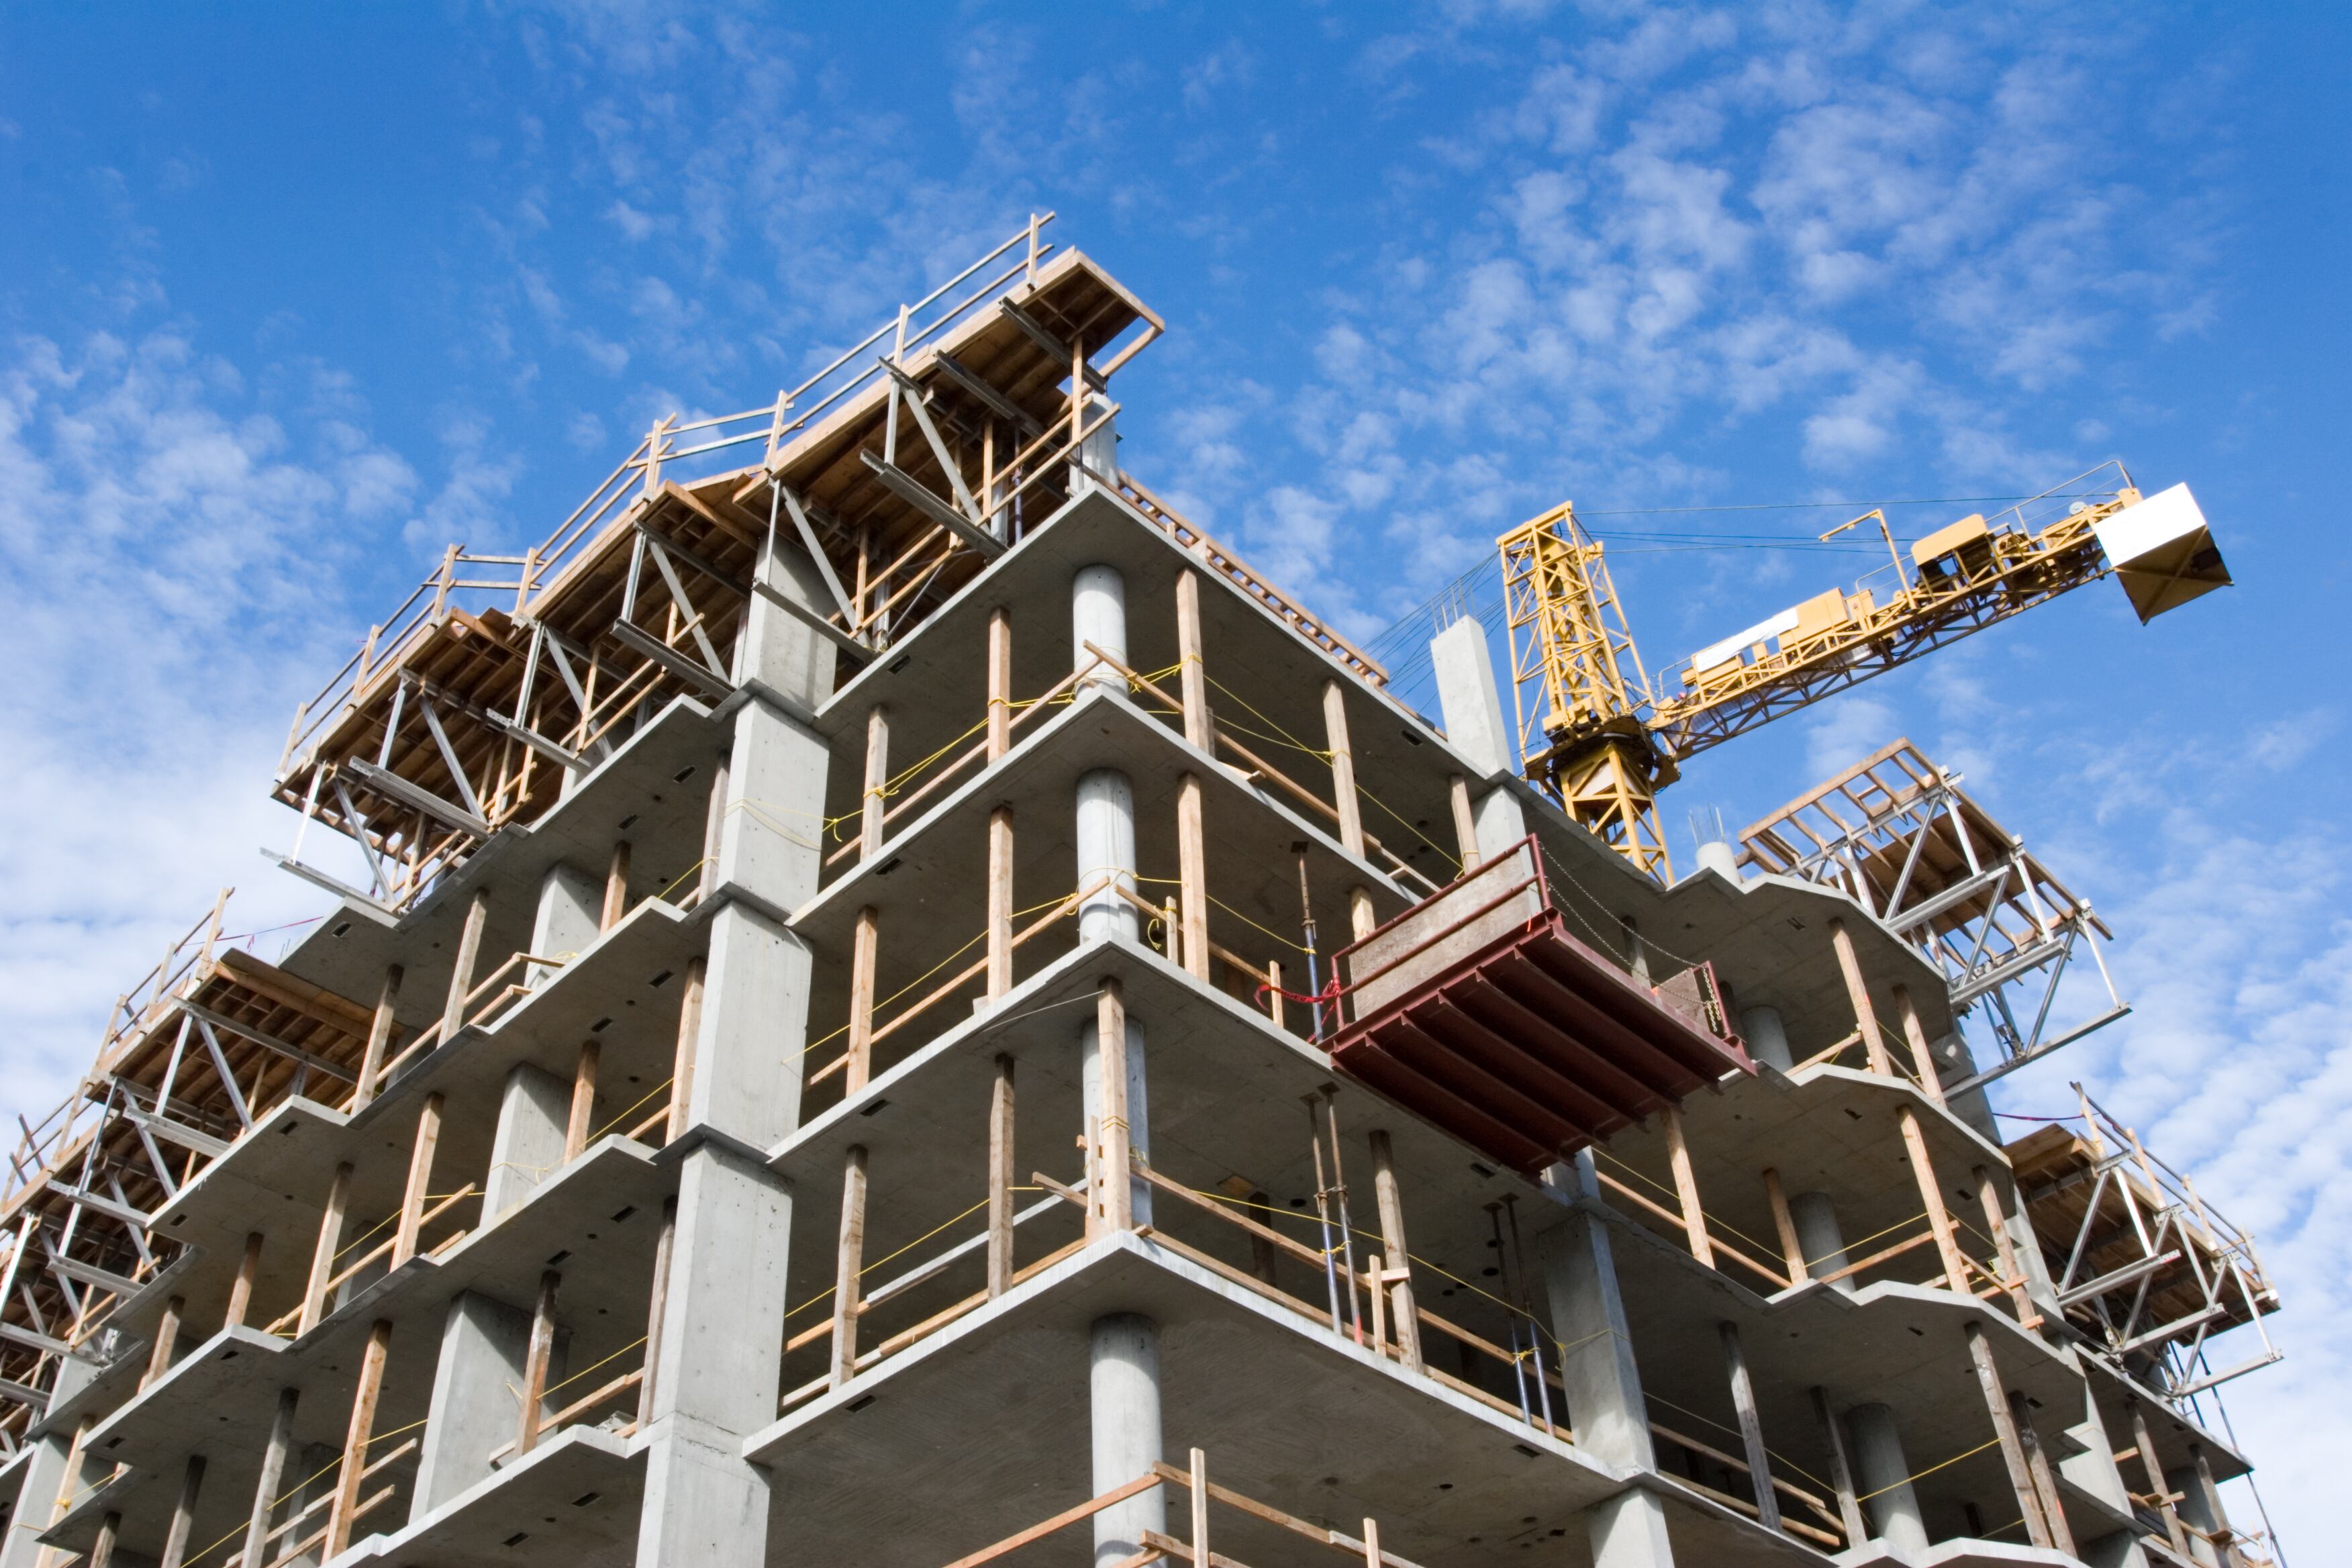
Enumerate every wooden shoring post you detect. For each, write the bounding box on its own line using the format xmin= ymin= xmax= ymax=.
xmin=1095 ymin=980 xmax=1132 ymax=1233
xmin=352 ymin=964 xmax=403 ymax=1112
xmin=1719 ymin=1322 xmax=1781 ymax=1532
xmin=1449 ymin=775 xmax=1479 ymax=872
xmin=516 ymin=1270 xmax=560 ymax=1458
xmin=89 ymin=1512 xmax=119 ymax=1568
xmin=847 ymin=910 xmax=879 ymax=1091
xmin=987 ymin=1056 xmax=1016 ymax=1297
xmin=391 ymin=1093 xmax=444 ymax=1267
xmin=226 ymin=1232 xmax=262 ymax=1328
xmin=1972 ymin=1165 xmax=2035 ymax=1324
xmin=861 ymin=705 xmax=891 ymax=860
xmin=143 ymin=1295 xmax=184 ymax=1389
xmin=1361 ymin=1516 xmax=1381 ymax=1568
xmin=988 ymin=807 xmax=1016 ymax=998
xmin=830 ymin=1145 xmax=869 ymax=1387
xmin=1322 ymin=681 xmax=1365 ymax=856
xmin=326 ymin=1320 xmax=393 ymax=1559
xmin=1265 ymin=961 xmax=1285 ymax=1032
xmin=1189 ymin=1447 xmax=1210 ymax=1568
xmin=1898 ymin=1108 xmax=1967 ymax=1288
xmin=1893 ymin=984 xmax=1943 ymax=1101
xmin=987 ymin=609 xmax=1013 ymax=759
xmin=1176 ymin=571 xmax=1212 ymax=751
xmin=1366 ymin=1132 xmax=1424 ymax=1371
xmin=1763 ymin=1169 xmax=1806 ymax=1283
xmin=157 ymin=1453 xmax=204 ymax=1568
xmin=665 ymin=957 xmax=706 ymax=1143
xmin=1827 ymin=918 xmax=1890 ymax=1075
xmin=442 ymin=892 xmax=490 ymax=1043
xmin=2128 ymin=1400 xmax=2190 ymax=1555
xmin=636 ymin=1196 xmax=678 ymax=1428
xmin=698 ymin=754 xmax=730 ymax=900
xmin=48 ymin=1414 xmax=92 ymax=1553
xmin=1965 ymin=1323 xmax=2054 ymax=1550
xmin=1661 ymin=1104 xmax=1716 ymax=1269
xmin=602 ymin=840 xmax=632 ymax=929
xmin=565 ymin=1040 xmax=601 ymax=1162
xmin=240 ymin=1387 xmax=298 ymax=1568
xmin=299 ymin=1162 xmax=356 ymax=1334
xmin=1811 ymin=1386 xmax=1867 ymax=1546
xmin=1348 ymin=886 xmax=1376 ymax=943
xmin=1367 ymin=1250 xmax=1387 ymax=1352
xmin=2009 ymin=1389 xmax=2075 ymax=1557
xmin=1177 ymin=777 xmax=1210 ymax=981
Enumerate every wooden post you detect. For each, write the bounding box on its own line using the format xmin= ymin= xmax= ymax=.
xmin=1898 ymin=1108 xmax=1967 ymax=1288
xmin=1811 ymin=1387 xmax=1867 ymax=1546
xmin=299 ymin=1162 xmax=356 ymax=1334
xmin=1365 ymin=1132 xmax=1424 ymax=1371
xmin=565 ymin=1040 xmax=600 ymax=1161
xmin=1965 ymin=1323 xmax=2054 ymax=1550
xmin=391 ymin=1094 xmax=444 ymax=1267
xmin=1189 ymin=1447 xmax=1210 ymax=1568
xmin=1095 ymin=981 xmax=1132 ymax=1233
xmin=48 ymin=1415 xmax=92 ymax=1552
xmin=698 ymin=754 xmax=730 ymax=899
xmin=516 ymin=1271 xmax=560 ymax=1458
xmin=1361 ymin=1516 xmax=1381 ymax=1568
xmin=1448 ymin=775 xmax=1479 ymax=872
xmin=987 ymin=608 xmax=1013 ymax=761
xmin=602 ymin=840 xmax=632 ymax=929
xmin=1893 ymin=984 xmax=1943 ymax=1101
xmin=1720 ymin=1322 xmax=1781 ymax=1531
xmin=225 ymin=1232 xmax=262 ymax=1328
xmin=1973 ymin=1165 xmax=2036 ymax=1323
xmin=325 ymin=1320 xmax=393 ymax=1559
xmin=847 ymin=911 xmax=879 ymax=1092
xmin=988 ymin=806 xmax=1016 ymax=997
xmin=441 ymin=892 xmax=490 ymax=1043
xmin=240 ymin=1387 xmax=297 ymax=1568
xmin=861 ymin=705 xmax=890 ymax=859
xmin=1827 ymin=919 xmax=1890 ymax=1075
xmin=1265 ymin=961 xmax=1285 ymax=1031
xmin=1176 ymin=571 xmax=1212 ymax=752
xmin=1348 ymin=886 xmax=1376 ymax=943
xmin=1763 ymin=1169 xmax=1805 ymax=1282
xmin=2128 ymin=1400 xmax=2190 ymax=1555
xmin=1322 ymin=681 xmax=1365 ymax=856
xmin=2009 ymin=1389 xmax=2075 ymax=1557
xmin=89 ymin=1511 xmax=119 ymax=1568
xmin=352 ymin=964 xmax=403 ymax=1111
xmin=1177 ymin=776 xmax=1210 ymax=981
xmin=987 ymin=1056 xmax=1016 ymax=1297
xmin=830 ymin=1146 xmax=869 ymax=1387
xmin=157 ymin=1454 xmax=205 ymax=1568
xmin=1367 ymin=1251 xmax=1387 ymax=1353
xmin=143 ymin=1295 xmax=184 ymax=1388
xmin=1661 ymin=1105 xmax=1715 ymax=1269
xmin=665 ymin=957 xmax=706 ymax=1143
xmin=636 ymin=1196 xmax=677 ymax=1428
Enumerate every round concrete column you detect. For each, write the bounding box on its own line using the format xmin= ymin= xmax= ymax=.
xmin=1077 ymin=769 xmax=1139 ymax=944
xmin=1848 ymin=1403 xmax=1929 ymax=1555
xmin=1790 ymin=1192 xmax=1853 ymax=1292
xmin=1738 ymin=1004 xmax=1793 ymax=1072
xmin=1083 ymin=1016 xmax=1150 ymax=1226
xmin=1089 ymin=1312 xmax=1167 ymax=1568
xmin=1695 ymin=839 xmax=1742 ymax=880
xmin=1074 ymin=563 xmax=1128 ymax=693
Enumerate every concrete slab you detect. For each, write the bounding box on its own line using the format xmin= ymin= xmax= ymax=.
xmin=348 ymin=1423 xmax=642 ymax=1568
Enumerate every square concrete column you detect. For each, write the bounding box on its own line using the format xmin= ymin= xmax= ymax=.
xmin=1428 ymin=618 xmax=1527 ymax=857
xmin=0 ymin=1356 xmax=97 ymax=1568
xmin=1537 ymin=1157 xmax=1654 ymax=1471
xmin=409 ymin=1291 xmax=532 ymax=1518
xmin=530 ymin=863 xmax=603 ymax=989
xmin=482 ymin=1063 xmax=571 ymax=1219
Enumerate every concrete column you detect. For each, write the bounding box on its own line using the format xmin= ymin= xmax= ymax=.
xmin=482 ymin=1063 xmax=571 ymax=1219
xmin=1089 ymin=1313 xmax=1166 ymax=1568
xmin=1073 ymin=564 xmax=1127 ymax=693
xmin=1077 ymin=769 xmax=1139 ymax=944
xmin=1847 ymin=1403 xmax=1929 ymax=1555
xmin=1789 ymin=1192 xmax=1853 ymax=1292
xmin=1074 ymin=397 xmax=1118 ymax=491
xmin=0 ymin=1357 xmax=97 ymax=1568
xmin=1694 ymin=839 xmax=1741 ymax=881
xmin=1082 ymin=1015 xmax=1150 ymax=1226
xmin=2167 ymin=1451 xmax=2229 ymax=1567
xmin=1738 ymin=1006 xmax=1793 ymax=1072
xmin=1428 ymin=619 xmax=1529 ymax=860
xmin=410 ymin=1292 xmax=531 ymax=1518
xmin=529 ymin=862 xmax=601 ymax=988
xmin=1586 ymin=1489 xmax=1675 ymax=1568
xmin=1538 ymin=1155 xmax=1654 ymax=1469
xmin=2055 ymin=1386 xmax=2147 ymax=1568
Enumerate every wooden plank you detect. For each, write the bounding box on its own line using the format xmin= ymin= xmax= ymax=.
xmin=938 ymin=1474 xmax=1163 ymax=1568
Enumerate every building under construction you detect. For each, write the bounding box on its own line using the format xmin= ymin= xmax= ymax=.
xmin=0 ymin=219 xmax=2281 ymax=1568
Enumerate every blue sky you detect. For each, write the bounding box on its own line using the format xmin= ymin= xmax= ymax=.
xmin=3 ymin=1 xmax=2345 ymax=1553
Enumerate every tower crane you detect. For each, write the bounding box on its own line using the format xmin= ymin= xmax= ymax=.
xmin=1499 ymin=461 xmax=2231 ymax=879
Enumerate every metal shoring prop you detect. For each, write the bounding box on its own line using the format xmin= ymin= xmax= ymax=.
xmin=1293 ymin=845 xmax=1326 ymax=1040
xmin=1502 ymin=1194 xmax=1555 ymax=1434
xmin=1322 ymin=1089 xmax=1364 ymax=1345
xmin=1488 ymin=1203 xmax=1533 ymax=1424
xmin=1305 ymin=1097 xmax=1345 ymax=1336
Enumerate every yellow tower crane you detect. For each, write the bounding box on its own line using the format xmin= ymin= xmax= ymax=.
xmin=1500 ymin=462 xmax=2232 ymax=880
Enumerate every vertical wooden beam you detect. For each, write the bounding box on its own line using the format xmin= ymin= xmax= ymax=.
xmin=2128 ymin=1400 xmax=2190 ymax=1555
xmin=1892 ymin=984 xmax=1944 ymax=1101
xmin=1972 ymin=1165 xmax=2037 ymax=1324
xmin=987 ymin=807 xmax=1016 ymax=997
xmin=636 ymin=1196 xmax=677 ymax=1428
xmin=1189 ymin=1447 xmax=1210 ymax=1568
xmin=1811 ymin=1387 xmax=1867 ymax=1547
xmin=861 ymin=705 xmax=890 ymax=859
xmin=565 ymin=1040 xmax=601 ymax=1162
xmin=1322 ymin=681 xmax=1365 ymax=856
xmin=602 ymin=840 xmax=632 ymax=929
xmin=1965 ymin=1323 xmax=2054 ymax=1549
xmin=1095 ymin=980 xmax=1133 ymax=1233
xmin=326 ymin=1320 xmax=393 ymax=1559
xmin=1720 ymin=1322 xmax=1781 ymax=1531
xmin=1827 ymin=918 xmax=1890 ymax=1075
xmin=352 ymin=964 xmax=403 ymax=1112
xmin=142 ymin=1295 xmax=183 ymax=1389
xmin=830 ymin=1146 xmax=869 ymax=1387
xmin=1660 ymin=1105 xmax=1716 ymax=1269
xmin=157 ymin=1454 xmax=204 ymax=1568
xmin=89 ymin=1511 xmax=119 ymax=1568
xmin=441 ymin=893 xmax=490 ymax=1043
xmin=1264 ymin=961 xmax=1285 ymax=1031
xmin=1175 ymin=571 xmax=1212 ymax=752
xmin=1448 ymin=775 xmax=1479 ymax=873
xmin=1367 ymin=1251 xmax=1387 ymax=1353
xmin=846 ymin=909 xmax=879 ymax=1091
xmin=1898 ymin=1108 xmax=1968 ymax=1288
xmin=1361 ymin=1516 xmax=1381 ymax=1568
xmin=1366 ymin=1131 xmax=1423 ymax=1373
xmin=1763 ymin=1169 xmax=1806 ymax=1283
xmin=1348 ymin=887 xmax=1376 ymax=943
xmin=516 ymin=1270 xmax=560 ymax=1458
xmin=698 ymin=754 xmax=730 ymax=900
xmin=665 ymin=957 xmax=706 ymax=1143
xmin=987 ymin=1055 xmax=1016 ymax=1297
xmin=225 ymin=1232 xmax=262 ymax=1328
xmin=391 ymin=1093 xmax=443 ymax=1267
xmin=1177 ymin=776 xmax=1210 ymax=981
xmin=240 ymin=1387 xmax=297 ymax=1568
xmin=987 ymin=608 xmax=1014 ymax=761
xmin=299 ymin=1162 xmax=356 ymax=1334
xmin=2010 ymin=1389 xmax=2075 ymax=1557
xmin=47 ymin=1415 xmax=92 ymax=1555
